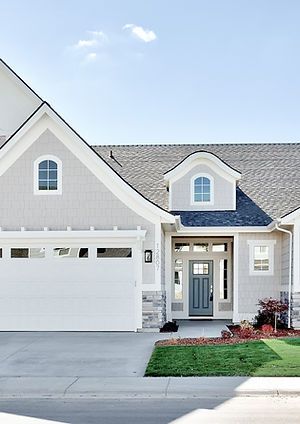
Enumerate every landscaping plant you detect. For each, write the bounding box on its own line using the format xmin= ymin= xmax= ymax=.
xmin=239 ymin=320 xmax=255 ymax=338
xmin=254 ymin=298 xmax=288 ymax=332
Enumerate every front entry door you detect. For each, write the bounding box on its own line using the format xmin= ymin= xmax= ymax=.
xmin=189 ymin=260 xmax=213 ymax=316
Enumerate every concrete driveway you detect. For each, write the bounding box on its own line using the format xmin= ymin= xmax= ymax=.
xmin=0 ymin=332 xmax=169 ymax=378
xmin=0 ymin=321 xmax=227 ymax=379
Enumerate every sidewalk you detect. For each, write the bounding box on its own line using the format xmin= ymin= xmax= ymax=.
xmin=0 ymin=376 xmax=299 ymax=399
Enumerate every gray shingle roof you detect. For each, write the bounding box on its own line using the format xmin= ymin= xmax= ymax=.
xmin=172 ymin=188 xmax=272 ymax=227
xmin=93 ymin=143 xmax=300 ymax=225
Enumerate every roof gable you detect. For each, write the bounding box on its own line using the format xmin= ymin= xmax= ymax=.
xmin=0 ymin=103 xmax=175 ymax=225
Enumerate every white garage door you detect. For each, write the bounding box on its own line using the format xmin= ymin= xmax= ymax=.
xmin=0 ymin=245 xmax=136 ymax=331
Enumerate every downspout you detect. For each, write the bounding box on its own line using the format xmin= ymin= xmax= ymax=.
xmin=275 ymin=221 xmax=293 ymax=328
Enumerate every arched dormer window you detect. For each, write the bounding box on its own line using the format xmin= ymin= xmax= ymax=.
xmin=34 ymin=155 xmax=62 ymax=195
xmin=191 ymin=174 xmax=214 ymax=205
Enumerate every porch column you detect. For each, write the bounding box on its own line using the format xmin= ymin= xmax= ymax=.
xmin=233 ymin=233 xmax=239 ymax=323
xmin=165 ymin=233 xmax=172 ymax=321
xmin=293 ymin=221 xmax=300 ymax=293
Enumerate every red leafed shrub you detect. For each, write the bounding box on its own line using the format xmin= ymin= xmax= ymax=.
xmin=261 ymin=324 xmax=273 ymax=333
xmin=254 ymin=298 xmax=288 ymax=332
xmin=221 ymin=330 xmax=232 ymax=339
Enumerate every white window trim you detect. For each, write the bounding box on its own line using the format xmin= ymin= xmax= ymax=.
xmin=247 ymin=240 xmax=276 ymax=276
xmin=190 ymin=173 xmax=214 ymax=206
xmin=34 ymin=155 xmax=62 ymax=195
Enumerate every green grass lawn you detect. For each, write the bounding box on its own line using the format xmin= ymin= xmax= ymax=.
xmin=145 ymin=338 xmax=300 ymax=377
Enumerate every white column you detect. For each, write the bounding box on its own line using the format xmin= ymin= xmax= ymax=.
xmin=154 ymin=222 xmax=161 ymax=288
xmin=293 ymin=221 xmax=300 ymax=293
xmin=133 ymin=239 xmax=143 ymax=330
xmin=233 ymin=233 xmax=239 ymax=323
xmin=165 ymin=233 xmax=172 ymax=321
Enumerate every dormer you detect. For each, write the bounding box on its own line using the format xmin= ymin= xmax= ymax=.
xmin=164 ymin=151 xmax=241 ymax=211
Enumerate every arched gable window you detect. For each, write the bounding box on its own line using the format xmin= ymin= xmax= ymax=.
xmin=34 ymin=156 xmax=62 ymax=195
xmin=191 ymin=174 xmax=214 ymax=204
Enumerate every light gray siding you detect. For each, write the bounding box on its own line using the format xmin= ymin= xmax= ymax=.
xmin=238 ymin=232 xmax=282 ymax=319
xmin=0 ymin=129 xmax=156 ymax=284
xmin=171 ymin=164 xmax=235 ymax=211
xmin=281 ymin=232 xmax=290 ymax=291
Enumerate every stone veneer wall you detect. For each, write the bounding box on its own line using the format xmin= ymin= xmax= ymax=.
xmin=280 ymin=291 xmax=289 ymax=326
xmin=292 ymin=292 xmax=300 ymax=329
xmin=142 ymin=291 xmax=166 ymax=329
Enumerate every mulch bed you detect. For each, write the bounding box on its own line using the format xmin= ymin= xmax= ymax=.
xmin=155 ymin=326 xmax=300 ymax=347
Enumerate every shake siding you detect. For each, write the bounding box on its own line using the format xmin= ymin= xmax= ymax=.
xmin=238 ymin=232 xmax=281 ymax=317
xmin=171 ymin=164 xmax=235 ymax=211
xmin=0 ymin=129 xmax=156 ymax=285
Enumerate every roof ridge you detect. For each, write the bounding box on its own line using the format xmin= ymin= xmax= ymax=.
xmin=92 ymin=142 xmax=300 ymax=147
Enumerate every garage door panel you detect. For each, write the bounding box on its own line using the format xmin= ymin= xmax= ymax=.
xmin=0 ymin=314 xmax=135 ymax=331
xmin=0 ymin=245 xmax=136 ymax=331
xmin=0 ymin=281 xmax=134 ymax=297
xmin=2 ymin=260 xmax=133 ymax=284
xmin=0 ymin=295 xmax=134 ymax=314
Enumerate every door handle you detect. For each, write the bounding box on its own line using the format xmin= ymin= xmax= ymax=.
xmin=210 ymin=284 xmax=213 ymax=301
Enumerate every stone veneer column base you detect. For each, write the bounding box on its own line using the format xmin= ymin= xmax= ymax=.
xmin=142 ymin=291 xmax=166 ymax=329
xmin=292 ymin=292 xmax=300 ymax=329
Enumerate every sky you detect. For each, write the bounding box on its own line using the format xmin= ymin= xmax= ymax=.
xmin=1 ymin=0 xmax=300 ymax=145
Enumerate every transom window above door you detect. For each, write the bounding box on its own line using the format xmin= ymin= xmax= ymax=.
xmin=191 ymin=174 xmax=214 ymax=205
xmin=34 ymin=155 xmax=62 ymax=195
xmin=174 ymin=241 xmax=230 ymax=253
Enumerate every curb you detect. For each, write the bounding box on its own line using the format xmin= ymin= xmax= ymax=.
xmin=0 ymin=377 xmax=299 ymax=399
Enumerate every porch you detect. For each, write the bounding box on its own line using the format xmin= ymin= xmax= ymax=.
xmin=175 ymin=319 xmax=229 ymax=338
xmin=165 ymin=236 xmax=236 ymax=322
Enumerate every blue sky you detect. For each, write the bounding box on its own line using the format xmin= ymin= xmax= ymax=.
xmin=1 ymin=0 xmax=300 ymax=145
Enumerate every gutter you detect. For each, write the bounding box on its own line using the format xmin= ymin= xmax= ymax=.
xmin=275 ymin=221 xmax=293 ymax=328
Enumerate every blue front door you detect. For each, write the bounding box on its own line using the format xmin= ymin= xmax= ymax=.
xmin=189 ymin=260 xmax=213 ymax=316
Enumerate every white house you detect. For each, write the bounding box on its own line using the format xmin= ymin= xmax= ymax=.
xmin=0 ymin=58 xmax=299 ymax=331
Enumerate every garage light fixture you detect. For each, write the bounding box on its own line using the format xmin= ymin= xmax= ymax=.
xmin=144 ymin=250 xmax=152 ymax=263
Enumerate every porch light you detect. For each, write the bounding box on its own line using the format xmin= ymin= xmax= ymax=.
xmin=144 ymin=250 xmax=153 ymax=263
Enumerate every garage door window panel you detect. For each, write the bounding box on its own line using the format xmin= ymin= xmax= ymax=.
xmin=97 ymin=248 xmax=132 ymax=258
xmin=11 ymin=248 xmax=45 ymax=258
xmin=53 ymin=248 xmax=89 ymax=258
